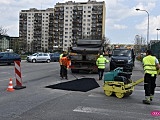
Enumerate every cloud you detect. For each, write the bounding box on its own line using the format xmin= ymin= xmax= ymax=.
xmin=113 ymin=24 xmax=127 ymax=30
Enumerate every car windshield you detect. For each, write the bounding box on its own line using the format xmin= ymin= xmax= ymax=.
xmin=112 ymin=49 xmax=131 ymax=57
xmin=32 ymin=53 xmax=38 ymax=56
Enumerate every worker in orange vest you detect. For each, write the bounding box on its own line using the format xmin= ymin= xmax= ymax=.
xmin=60 ymin=54 xmax=71 ymax=79
xmin=59 ymin=51 xmax=67 ymax=77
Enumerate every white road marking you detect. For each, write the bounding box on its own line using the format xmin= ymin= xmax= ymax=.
xmin=0 ymin=72 xmax=11 ymax=74
xmin=73 ymin=106 xmax=148 ymax=116
xmin=73 ymin=106 xmax=109 ymax=115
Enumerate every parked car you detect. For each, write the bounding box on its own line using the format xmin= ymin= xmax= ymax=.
xmin=0 ymin=52 xmax=21 ymax=65
xmin=26 ymin=52 xmax=51 ymax=63
xmin=50 ymin=52 xmax=60 ymax=62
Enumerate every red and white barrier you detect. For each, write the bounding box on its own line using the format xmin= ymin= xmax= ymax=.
xmin=14 ymin=60 xmax=26 ymax=89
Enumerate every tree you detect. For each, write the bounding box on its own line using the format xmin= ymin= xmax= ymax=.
xmin=0 ymin=26 xmax=8 ymax=35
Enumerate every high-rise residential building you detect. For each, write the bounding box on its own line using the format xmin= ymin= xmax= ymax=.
xmin=19 ymin=0 xmax=105 ymax=52
xmin=53 ymin=0 xmax=106 ymax=51
xmin=19 ymin=8 xmax=54 ymax=53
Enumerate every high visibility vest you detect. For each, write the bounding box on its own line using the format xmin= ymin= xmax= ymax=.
xmin=143 ymin=55 xmax=157 ymax=76
xmin=59 ymin=54 xmax=63 ymax=65
xmin=60 ymin=54 xmax=63 ymax=59
xmin=96 ymin=55 xmax=109 ymax=69
xmin=60 ymin=57 xmax=71 ymax=68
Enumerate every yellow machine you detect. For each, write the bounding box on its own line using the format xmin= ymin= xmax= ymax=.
xmin=103 ymin=78 xmax=144 ymax=98
xmin=103 ymin=68 xmax=144 ymax=98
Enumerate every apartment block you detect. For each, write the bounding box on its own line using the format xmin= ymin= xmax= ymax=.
xmin=19 ymin=0 xmax=105 ymax=52
xmin=19 ymin=8 xmax=54 ymax=53
xmin=54 ymin=0 xmax=106 ymax=51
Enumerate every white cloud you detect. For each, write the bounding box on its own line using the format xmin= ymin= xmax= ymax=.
xmin=113 ymin=24 xmax=127 ymax=30
xmin=135 ymin=15 xmax=160 ymax=40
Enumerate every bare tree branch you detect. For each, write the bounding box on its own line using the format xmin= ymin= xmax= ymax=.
xmin=0 ymin=26 xmax=8 ymax=35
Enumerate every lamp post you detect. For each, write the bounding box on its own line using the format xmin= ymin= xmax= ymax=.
xmin=156 ymin=28 xmax=160 ymax=40
xmin=136 ymin=8 xmax=149 ymax=46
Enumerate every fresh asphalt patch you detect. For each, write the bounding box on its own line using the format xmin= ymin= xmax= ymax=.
xmin=45 ymin=78 xmax=100 ymax=92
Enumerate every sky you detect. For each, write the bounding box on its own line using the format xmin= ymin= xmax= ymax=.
xmin=0 ymin=0 xmax=160 ymax=44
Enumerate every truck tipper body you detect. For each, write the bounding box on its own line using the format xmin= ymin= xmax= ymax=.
xmin=70 ymin=39 xmax=104 ymax=73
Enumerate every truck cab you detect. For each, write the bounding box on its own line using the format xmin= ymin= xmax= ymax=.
xmin=109 ymin=49 xmax=135 ymax=72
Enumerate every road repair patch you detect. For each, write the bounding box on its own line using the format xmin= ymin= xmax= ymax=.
xmin=45 ymin=78 xmax=100 ymax=92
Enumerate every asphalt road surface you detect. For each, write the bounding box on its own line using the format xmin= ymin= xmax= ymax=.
xmin=0 ymin=59 xmax=160 ymax=120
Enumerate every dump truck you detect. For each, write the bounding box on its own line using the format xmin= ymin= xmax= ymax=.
xmin=69 ymin=39 xmax=104 ymax=73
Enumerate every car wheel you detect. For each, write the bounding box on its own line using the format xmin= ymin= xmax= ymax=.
xmin=32 ymin=59 xmax=36 ymax=63
xmin=47 ymin=59 xmax=50 ymax=63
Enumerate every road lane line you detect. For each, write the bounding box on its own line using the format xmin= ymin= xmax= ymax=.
xmin=73 ymin=106 xmax=149 ymax=116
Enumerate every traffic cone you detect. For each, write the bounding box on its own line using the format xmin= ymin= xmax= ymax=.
xmin=7 ymin=78 xmax=15 ymax=92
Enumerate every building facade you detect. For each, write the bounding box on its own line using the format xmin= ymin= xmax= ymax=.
xmin=54 ymin=0 xmax=106 ymax=51
xmin=0 ymin=35 xmax=10 ymax=52
xmin=19 ymin=0 xmax=105 ymax=52
xmin=19 ymin=8 xmax=54 ymax=53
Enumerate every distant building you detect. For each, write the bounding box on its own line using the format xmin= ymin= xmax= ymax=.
xmin=54 ymin=0 xmax=106 ymax=51
xmin=10 ymin=37 xmax=20 ymax=53
xmin=19 ymin=8 xmax=54 ymax=53
xmin=0 ymin=35 xmax=10 ymax=52
xmin=19 ymin=0 xmax=105 ymax=52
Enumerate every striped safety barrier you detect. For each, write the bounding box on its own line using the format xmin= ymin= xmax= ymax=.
xmin=14 ymin=60 xmax=26 ymax=89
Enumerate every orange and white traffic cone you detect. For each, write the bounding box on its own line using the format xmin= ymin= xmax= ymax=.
xmin=7 ymin=78 xmax=15 ymax=92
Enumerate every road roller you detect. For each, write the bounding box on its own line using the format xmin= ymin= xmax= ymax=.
xmin=103 ymin=67 xmax=144 ymax=98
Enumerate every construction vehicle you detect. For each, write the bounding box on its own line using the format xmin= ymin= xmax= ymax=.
xmin=69 ymin=39 xmax=104 ymax=73
xmin=103 ymin=67 xmax=144 ymax=98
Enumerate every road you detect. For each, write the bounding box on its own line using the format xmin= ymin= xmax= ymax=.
xmin=0 ymin=60 xmax=160 ymax=120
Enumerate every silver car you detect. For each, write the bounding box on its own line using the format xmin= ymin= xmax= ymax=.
xmin=27 ymin=53 xmax=51 ymax=63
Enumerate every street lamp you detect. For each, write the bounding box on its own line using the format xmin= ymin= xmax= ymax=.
xmin=136 ymin=8 xmax=149 ymax=46
xmin=156 ymin=28 xmax=160 ymax=40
